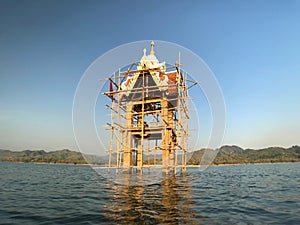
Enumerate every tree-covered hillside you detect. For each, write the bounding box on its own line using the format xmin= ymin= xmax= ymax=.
xmin=1 ymin=145 xmax=300 ymax=165
xmin=0 ymin=149 xmax=104 ymax=165
xmin=188 ymin=145 xmax=300 ymax=165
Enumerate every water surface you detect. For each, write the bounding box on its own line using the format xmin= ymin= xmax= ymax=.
xmin=0 ymin=162 xmax=299 ymax=224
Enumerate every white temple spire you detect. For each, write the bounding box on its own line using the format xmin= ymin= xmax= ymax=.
xmin=150 ymin=41 xmax=155 ymax=55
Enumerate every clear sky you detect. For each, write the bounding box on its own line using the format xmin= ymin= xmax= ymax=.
xmin=1 ymin=0 xmax=299 ymax=151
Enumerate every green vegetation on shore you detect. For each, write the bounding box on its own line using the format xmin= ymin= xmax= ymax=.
xmin=0 ymin=145 xmax=300 ymax=165
xmin=188 ymin=145 xmax=300 ymax=165
xmin=0 ymin=149 xmax=102 ymax=165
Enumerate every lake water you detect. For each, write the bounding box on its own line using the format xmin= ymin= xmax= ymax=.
xmin=0 ymin=162 xmax=299 ymax=224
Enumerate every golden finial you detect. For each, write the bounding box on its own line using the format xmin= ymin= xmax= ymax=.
xmin=150 ymin=41 xmax=155 ymax=55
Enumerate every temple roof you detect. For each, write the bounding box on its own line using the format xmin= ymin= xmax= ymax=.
xmin=138 ymin=41 xmax=165 ymax=70
xmin=121 ymin=41 xmax=177 ymax=97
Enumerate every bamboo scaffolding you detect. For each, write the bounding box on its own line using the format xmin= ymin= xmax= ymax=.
xmin=102 ymin=44 xmax=197 ymax=174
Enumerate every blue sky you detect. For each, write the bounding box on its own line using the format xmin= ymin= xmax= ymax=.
xmin=0 ymin=0 xmax=299 ymax=151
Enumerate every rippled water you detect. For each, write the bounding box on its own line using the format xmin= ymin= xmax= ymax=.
xmin=0 ymin=162 xmax=300 ymax=224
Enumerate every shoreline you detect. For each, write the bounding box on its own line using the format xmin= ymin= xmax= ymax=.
xmin=183 ymin=161 xmax=300 ymax=168
xmin=1 ymin=161 xmax=299 ymax=167
xmin=2 ymin=161 xmax=90 ymax=166
xmin=32 ymin=162 xmax=90 ymax=166
xmin=210 ymin=161 xmax=300 ymax=167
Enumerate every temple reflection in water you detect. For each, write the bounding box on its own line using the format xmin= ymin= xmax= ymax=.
xmin=103 ymin=172 xmax=203 ymax=224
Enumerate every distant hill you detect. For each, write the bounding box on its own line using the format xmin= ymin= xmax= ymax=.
xmin=188 ymin=145 xmax=300 ymax=165
xmin=0 ymin=149 xmax=105 ymax=165
xmin=1 ymin=145 xmax=300 ymax=165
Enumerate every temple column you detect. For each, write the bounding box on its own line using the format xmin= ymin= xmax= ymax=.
xmin=123 ymin=102 xmax=133 ymax=167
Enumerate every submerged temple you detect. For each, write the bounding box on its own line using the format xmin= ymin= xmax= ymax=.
xmin=103 ymin=41 xmax=195 ymax=174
